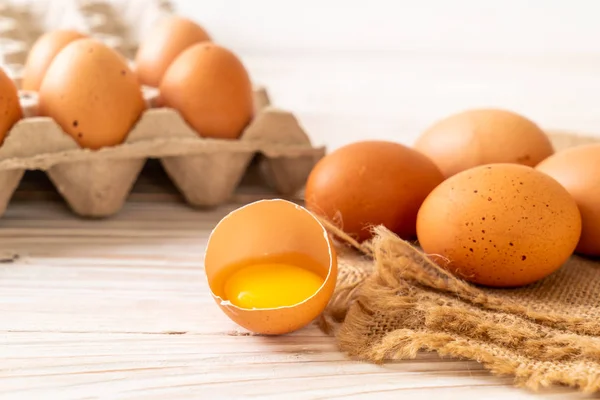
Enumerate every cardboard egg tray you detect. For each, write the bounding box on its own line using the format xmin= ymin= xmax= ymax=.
xmin=0 ymin=0 xmax=325 ymax=218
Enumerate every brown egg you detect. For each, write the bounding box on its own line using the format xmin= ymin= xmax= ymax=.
xmin=134 ymin=15 xmax=211 ymax=87
xmin=22 ymin=30 xmax=88 ymax=91
xmin=159 ymin=42 xmax=253 ymax=140
xmin=414 ymin=109 xmax=555 ymax=178
xmin=304 ymin=140 xmax=444 ymax=242
xmin=38 ymin=39 xmax=145 ymax=150
xmin=0 ymin=66 xmax=23 ymax=144
xmin=416 ymin=163 xmax=581 ymax=287
xmin=205 ymin=199 xmax=337 ymax=335
xmin=536 ymin=144 xmax=600 ymax=256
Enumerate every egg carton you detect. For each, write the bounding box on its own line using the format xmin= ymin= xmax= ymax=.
xmin=0 ymin=0 xmax=325 ymax=218
xmin=0 ymin=86 xmax=323 ymax=218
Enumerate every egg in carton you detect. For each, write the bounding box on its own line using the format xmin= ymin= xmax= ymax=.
xmin=0 ymin=0 xmax=325 ymax=218
xmin=0 ymin=0 xmax=172 ymax=76
xmin=0 ymin=86 xmax=324 ymax=218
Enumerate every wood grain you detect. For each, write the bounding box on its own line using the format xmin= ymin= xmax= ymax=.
xmin=0 ymin=170 xmax=595 ymax=399
xmin=3 ymin=2 xmax=600 ymax=393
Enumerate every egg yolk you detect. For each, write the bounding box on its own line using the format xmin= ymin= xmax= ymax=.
xmin=223 ymin=263 xmax=324 ymax=309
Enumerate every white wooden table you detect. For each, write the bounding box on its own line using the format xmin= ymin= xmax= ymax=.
xmin=0 ymin=167 xmax=593 ymax=399
xmin=4 ymin=1 xmax=600 ymax=396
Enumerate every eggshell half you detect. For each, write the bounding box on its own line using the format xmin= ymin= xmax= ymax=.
xmin=414 ymin=109 xmax=555 ymax=178
xmin=204 ymin=199 xmax=337 ymax=335
xmin=536 ymin=143 xmax=600 ymax=256
xmin=416 ymin=163 xmax=581 ymax=287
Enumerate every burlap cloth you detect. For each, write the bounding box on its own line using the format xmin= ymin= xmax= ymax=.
xmin=318 ymin=131 xmax=600 ymax=394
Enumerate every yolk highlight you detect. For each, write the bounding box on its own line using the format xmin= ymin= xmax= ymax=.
xmin=223 ymin=263 xmax=324 ymax=309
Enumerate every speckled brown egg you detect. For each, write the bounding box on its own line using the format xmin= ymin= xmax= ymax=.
xmin=38 ymin=39 xmax=145 ymax=150
xmin=21 ymin=29 xmax=88 ymax=91
xmin=536 ymin=144 xmax=600 ymax=257
xmin=414 ymin=109 xmax=555 ymax=178
xmin=159 ymin=42 xmax=253 ymax=140
xmin=416 ymin=163 xmax=581 ymax=287
xmin=0 ymin=66 xmax=23 ymax=144
xmin=304 ymin=140 xmax=445 ymax=242
xmin=134 ymin=15 xmax=211 ymax=87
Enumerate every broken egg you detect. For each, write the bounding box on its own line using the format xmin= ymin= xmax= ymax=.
xmin=204 ymin=199 xmax=337 ymax=335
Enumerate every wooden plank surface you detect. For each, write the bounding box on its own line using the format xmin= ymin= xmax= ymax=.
xmin=0 ymin=170 xmax=595 ymax=399
xmin=4 ymin=2 xmax=600 ymax=394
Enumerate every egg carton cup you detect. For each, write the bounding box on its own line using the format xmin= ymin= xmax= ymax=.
xmin=0 ymin=86 xmax=324 ymax=218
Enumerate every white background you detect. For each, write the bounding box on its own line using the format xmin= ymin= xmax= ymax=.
xmin=172 ymin=0 xmax=600 ymax=151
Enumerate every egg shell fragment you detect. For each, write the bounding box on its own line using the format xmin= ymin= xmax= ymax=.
xmin=416 ymin=163 xmax=581 ymax=288
xmin=414 ymin=109 xmax=555 ymax=178
xmin=204 ymin=199 xmax=337 ymax=335
xmin=536 ymin=143 xmax=600 ymax=256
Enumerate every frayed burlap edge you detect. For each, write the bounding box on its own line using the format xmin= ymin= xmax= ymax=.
xmin=317 ymin=221 xmax=600 ymax=394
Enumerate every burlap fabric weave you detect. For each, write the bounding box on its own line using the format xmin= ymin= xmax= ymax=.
xmin=318 ymin=132 xmax=600 ymax=393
